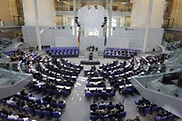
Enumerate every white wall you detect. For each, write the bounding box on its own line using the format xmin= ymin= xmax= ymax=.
xmin=112 ymin=28 xmax=163 ymax=51
xmin=23 ymin=26 xmax=163 ymax=51
xmin=55 ymin=36 xmax=77 ymax=47
xmin=22 ymin=26 xmax=75 ymax=47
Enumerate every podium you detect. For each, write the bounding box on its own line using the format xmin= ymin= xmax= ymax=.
xmin=80 ymin=50 xmax=100 ymax=65
xmin=89 ymin=52 xmax=93 ymax=60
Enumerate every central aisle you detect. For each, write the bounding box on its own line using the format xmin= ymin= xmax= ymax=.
xmin=61 ymin=71 xmax=91 ymax=121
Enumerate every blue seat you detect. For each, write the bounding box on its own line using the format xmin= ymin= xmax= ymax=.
xmin=7 ymin=118 xmax=16 ymax=121
xmin=58 ymin=103 xmax=66 ymax=110
xmin=167 ymin=114 xmax=174 ymax=121
xmin=122 ymin=88 xmax=129 ymax=95
xmin=35 ymin=109 xmax=42 ymax=117
xmin=107 ymin=104 xmax=115 ymax=110
xmin=154 ymin=116 xmax=167 ymax=121
xmin=27 ymin=107 xmax=34 ymax=115
xmin=151 ymin=105 xmax=158 ymax=113
xmin=17 ymin=118 xmax=25 ymax=121
xmin=41 ymin=86 xmax=46 ymax=92
xmin=108 ymin=91 xmax=115 ymax=98
xmin=85 ymin=91 xmax=91 ymax=98
xmin=52 ymin=111 xmax=62 ymax=121
xmin=134 ymin=99 xmax=143 ymax=105
xmin=35 ymin=99 xmax=42 ymax=105
xmin=116 ymin=111 xmax=126 ymax=119
xmin=46 ymin=88 xmax=52 ymax=94
xmin=50 ymin=102 xmax=58 ymax=108
xmin=129 ymin=86 xmax=137 ymax=93
xmin=14 ymin=104 xmax=21 ymax=111
xmin=99 ymin=104 xmax=106 ymax=110
xmin=113 ymin=82 xmax=120 ymax=88
xmin=43 ymin=110 xmax=51 ymax=118
xmin=90 ymin=114 xmax=99 ymax=121
xmin=100 ymin=114 xmax=109 ymax=120
xmin=61 ymin=89 xmax=69 ymax=96
xmin=93 ymin=91 xmax=99 ymax=98
xmin=43 ymin=101 xmax=49 ymax=106
xmin=143 ymin=107 xmax=151 ymax=116
xmin=1 ymin=113 xmax=7 ymax=120
xmin=86 ymin=83 xmax=92 ymax=87
xmin=90 ymin=105 xmax=98 ymax=111
xmin=100 ymin=91 xmax=107 ymax=99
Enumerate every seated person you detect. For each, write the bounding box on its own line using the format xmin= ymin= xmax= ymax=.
xmin=8 ymin=111 xmax=19 ymax=120
xmin=132 ymin=114 xmax=141 ymax=121
xmin=20 ymin=88 xmax=28 ymax=96
xmin=90 ymin=109 xmax=100 ymax=115
xmin=109 ymin=108 xmax=118 ymax=120
xmin=115 ymin=101 xmax=124 ymax=112
xmin=90 ymin=101 xmax=98 ymax=108
xmin=107 ymin=101 xmax=114 ymax=110
xmin=1 ymin=107 xmax=9 ymax=114
xmin=6 ymin=97 xmax=17 ymax=105
xmin=95 ymin=47 xmax=98 ymax=51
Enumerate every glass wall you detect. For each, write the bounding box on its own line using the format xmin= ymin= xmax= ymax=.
xmin=54 ymin=0 xmax=132 ymax=27
xmin=6 ymin=0 xmax=24 ymax=26
xmin=112 ymin=0 xmax=132 ymax=12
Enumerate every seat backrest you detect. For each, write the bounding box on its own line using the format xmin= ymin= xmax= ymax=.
xmin=58 ymin=103 xmax=66 ymax=109
xmin=118 ymin=111 xmax=126 ymax=118
xmin=93 ymin=91 xmax=99 ymax=97
xmin=160 ymin=116 xmax=167 ymax=121
xmin=52 ymin=111 xmax=61 ymax=118
xmin=90 ymin=114 xmax=99 ymax=121
xmin=35 ymin=109 xmax=42 ymax=116
xmin=17 ymin=118 xmax=24 ymax=121
xmin=43 ymin=110 xmax=51 ymax=116
xmin=167 ymin=114 xmax=174 ymax=121
xmin=144 ymin=107 xmax=151 ymax=115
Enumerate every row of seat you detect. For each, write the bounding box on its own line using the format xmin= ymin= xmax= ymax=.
xmin=154 ymin=114 xmax=175 ymax=121
xmin=0 ymin=112 xmax=32 ymax=121
xmin=104 ymin=47 xmax=140 ymax=59
xmin=90 ymin=100 xmax=126 ymax=121
xmin=104 ymin=47 xmax=140 ymax=52
xmin=44 ymin=46 xmax=79 ymax=57
xmin=0 ymin=95 xmax=62 ymax=121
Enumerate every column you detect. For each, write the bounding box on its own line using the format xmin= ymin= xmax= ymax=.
xmin=109 ymin=0 xmax=113 ymax=37
xmin=34 ymin=0 xmax=42 ymax=50
xmin=23 ymin=0 xmax=53 ymax=26
xmin=73 ymin=0 xmax=77 ymax=36
xmin=131 ymin=0 xmax=165 ymax=28
xmin=143 ymin=0 xmax=153 ymax=52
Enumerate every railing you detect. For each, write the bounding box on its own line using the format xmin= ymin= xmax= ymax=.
xmin=0 ymin=21 xmax=24 ymax=27
xmin=162 ymin=18 xmax=174 ymax=28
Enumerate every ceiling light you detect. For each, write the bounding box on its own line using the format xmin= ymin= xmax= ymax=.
xmin=121 ymin=2 xmax=127 ymax=4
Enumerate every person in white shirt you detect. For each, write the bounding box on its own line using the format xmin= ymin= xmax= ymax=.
xmin=0 ymin=19 xmax=4 ymax=26
xmin=8 ymin=111 xmax=19 ymax=120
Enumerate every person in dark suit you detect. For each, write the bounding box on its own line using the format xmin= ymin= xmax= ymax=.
xmin=20 ymin=88 xmax=28 ymax=96
xmin=90 ymin=101 xmax=98 ymax=108
xmin=1 ymin=107 xmax=9 ymax=114
xmin=115 ymin=101 xmax=124 ymax=112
